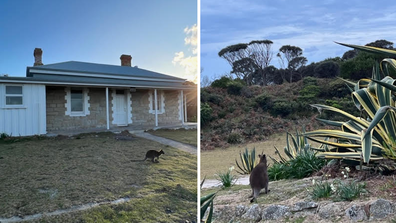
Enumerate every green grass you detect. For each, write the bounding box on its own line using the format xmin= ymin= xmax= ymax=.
xmin=0 ymin=132 xmax=197 ymax=222
xmin=147 ymin=129 xmax=197 ymax=146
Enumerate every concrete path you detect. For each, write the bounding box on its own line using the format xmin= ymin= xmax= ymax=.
xmin=202 ymin=175 xmax=250 ymax=189
xmin=133 ymin=132 xmax=197 ymax=155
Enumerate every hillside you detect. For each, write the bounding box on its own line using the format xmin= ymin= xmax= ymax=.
xmin=201 ymin=77 xmax=359 ymax=150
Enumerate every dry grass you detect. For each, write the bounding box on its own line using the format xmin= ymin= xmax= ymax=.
xmin=201 ymin=133 xmax=289 ymax=180
xmin=0 ymin=132 xmax=197 ymax=222
xmin=147 ymin=129 xmax=197 ymax=146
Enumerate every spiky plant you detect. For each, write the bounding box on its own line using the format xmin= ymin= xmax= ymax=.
xmin=305 ymin=43 xmax=396 ymax=168
xmin=235 ymin=147 xmax=258 ymax=174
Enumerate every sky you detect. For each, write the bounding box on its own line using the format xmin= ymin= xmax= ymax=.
xmin=0 ymin=0 xmax=197 ymax=81
xmin=201 ymin=0 xmax=396 ymax=82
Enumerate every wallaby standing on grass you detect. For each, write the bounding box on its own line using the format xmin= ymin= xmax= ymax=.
xmin=131 ymin=149 xmax=165 ymax=163
xmin=249 ymin=153 xmax=269 ymax=203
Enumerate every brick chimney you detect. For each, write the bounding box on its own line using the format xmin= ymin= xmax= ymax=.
xmin=120 ymin=54 xmax=132 ymax=66
xmin=34 ymin=48 xmax=43 ymax=66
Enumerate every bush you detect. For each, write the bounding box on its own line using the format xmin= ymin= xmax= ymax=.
xmin=269 ymin=100 xmax=294 ymax=117
xmin=227 ymin=132 xmax=243 ymax=144
xmin=211 ymin=76 xmax=232 ymax=88
xmin=201 ymin=103 xmax=213 ymax=126
xmin=227 ymin=81 xmax=245 ymax=95
xmin=241 ymin=86 xmax=253 ymax=98
xmin=299 ymin=85 xmax=321 ymax=99
xmin=311 ymin=180 xmax=332 ymax=200
xmin=216 ymin=166 xmax=237 ymax=188
xmin=268 ymin=150 xmax=326 ymax=181
xmin=207 ymin=94 xmax=224 ymax=105
xmin=314 ymin=61 xmax=340 ymax=78
xmin=302 ymin=76 xmax=317 ymax=86
xmin=255 ymin=93 xmax=272 ymax=110
xmin=320 ymin=79 xmax=351 ymax=98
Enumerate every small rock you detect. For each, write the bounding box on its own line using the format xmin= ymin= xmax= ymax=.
xmin=241 ymin=204 xmax=261 ymax=221
xmin=235 ymin=205 xmax=247 ymax=217
xmin=262 ymin=205 xmax=290 ymax=220
xmin=370 ymin=199 xmax=393 ymax=220
xmin=318 ymin=203 xmax=344 ymax=219
xmin=345 ymin=204 xmax=367 ymax=221
xmin=291 ymin=201 xmax=318 ymax=212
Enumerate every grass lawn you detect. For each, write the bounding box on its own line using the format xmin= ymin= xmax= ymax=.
xmin=201 ymin=133 xmax=295 ymax=180
xmin=0 ymin=131 xmax=197 ymax=222
xmin=147 ymin=129 xmax=197 ymax=146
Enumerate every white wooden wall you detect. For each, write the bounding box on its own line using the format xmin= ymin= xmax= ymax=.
xmin=0 ymin=84 xmax=46 ymax=136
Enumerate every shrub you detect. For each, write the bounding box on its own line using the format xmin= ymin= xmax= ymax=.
xmin=227 ymin=132 xmax=243 ymax=144
xmin=299 ymin=85 xmax=321 ymax=99
xmin=201 ymin=103 xmax=213 ymax=126
xmin=211 ymin=76 xmax=232 ymax=88
xmin=334 ymin=180 xmax=367 ymax=201
xmin=216 ymin=166 xmax=237 ymax=188
xmin=314 ymin=61 xmax=340 ymax=78
xmin=227 ymin=81 xmax=244 ymax=95
xmin=311 ymin=180 xmax=332 ymax=200
xmin=269 ymin=100 xmax=293 ymax=117
xmin=241 ymin=86 xmax=253 ymax=98
xmin=302 ymin=76 xmax=317 ymax=86
xmin=268 ymin=150 xmax=326 ymax=181
xmin=255 ymin=93 xmax=272 ymax=110
xmin=207 ymin=94 xmax=224 ymax=105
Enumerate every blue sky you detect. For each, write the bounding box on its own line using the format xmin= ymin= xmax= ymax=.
xmin=0 ymin=0 xmax=197 ymax=81
xmin=201 ymin=0 xmax=396 ymax=82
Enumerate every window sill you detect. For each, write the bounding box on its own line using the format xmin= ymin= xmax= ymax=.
xmin=149 ymin=110 xmax=164 ymax=115
xmin=1 ymin=106 xmax=26 ymax=109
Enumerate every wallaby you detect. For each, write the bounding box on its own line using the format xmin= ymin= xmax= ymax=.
xmin=131 ymin=149 xmax=165 ymax=163
xmin=249 ymin=153 xmax=269 ymax=203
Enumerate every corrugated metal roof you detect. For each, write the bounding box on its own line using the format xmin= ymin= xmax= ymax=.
xmin=27 ymin=61 xmax=186 ymax=81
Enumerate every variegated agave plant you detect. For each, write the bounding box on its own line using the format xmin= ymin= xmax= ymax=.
xmin=305 ymin=43 xmax=396 ymax=167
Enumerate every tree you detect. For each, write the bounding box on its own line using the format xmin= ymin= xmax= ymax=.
xmin=247 ymin=40 xmax=274 ymax=86
xmin=218 ymin=43 xmax=249 ymax=80
xmin=231 ymin=58 xmax=258 ymax=85
xmin=366 ymin=39 xmax=393 ymax=49
xmin=314 ymin=61 xmax=340 ymax=78
xmin=218 ymin=40 xmax=274 ymax=86
xmin=277 ymin=45 xmax=306 ymax=83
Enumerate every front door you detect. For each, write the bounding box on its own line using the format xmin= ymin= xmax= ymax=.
xmin=115 ymin=90 xmax=128 ymax=126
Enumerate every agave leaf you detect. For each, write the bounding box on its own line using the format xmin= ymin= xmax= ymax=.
xmin=306 ymin=136 xmax=361 ymax=148
xmin=335 ymin=42 xmax=396 ymax=58
xmin=205 ymin=200 xmax=214 ymax=223
xmin=316 ymin=118 xmax=344 ymax=127
xmin=362 ymin=106 xmax=396 ymax=142
xmin=311 ymin=104 xmax=370 ymax=127
xmin=305 ymin=129 xmax=362 ymax=141
xmin=361 ymin=129 xmax=373 ymax=163
xmin=352 ymin=88 xmax=380 ymax=119
xmin=200 ymin=192 xmax=216 ymax=205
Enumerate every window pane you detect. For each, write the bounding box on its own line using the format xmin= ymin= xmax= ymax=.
xmin=71 ymin=99 xmax=83 ymax=112
xmin=6 ymin=86 xmax=22 ymax=94
xmin=6 ymin=96 xmax=23 ymax=105
xmin=71 ymin=90 xmax=83 ymax=100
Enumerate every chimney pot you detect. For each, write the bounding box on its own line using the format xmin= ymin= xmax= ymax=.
xmin=120 ymin=54 xmax=132 ymax=66
xmin=34 ymin=48 xmax=43 ymax=66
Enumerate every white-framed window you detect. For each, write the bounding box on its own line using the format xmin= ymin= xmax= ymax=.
xmin=5 ymin=85 xmax=23 ymax=106
xmin=65 ymin=87 xmax=90 ymax=116
xmin=149 ymin=90 xmax=165 ymax=114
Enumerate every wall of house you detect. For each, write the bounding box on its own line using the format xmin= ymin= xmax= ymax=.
xmin=46 ymin=87 xmax=183 ymax=132
xmin=0 ymin=84 xmax=46 ymax=136
xmin=131 ymin=89 xmax=182 ymax=125
xmin=46 ymin=87 xmax=110 ymax=131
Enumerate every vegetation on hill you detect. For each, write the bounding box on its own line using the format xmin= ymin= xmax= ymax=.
xmin=201 ymin=39 xmax=396 ymax=150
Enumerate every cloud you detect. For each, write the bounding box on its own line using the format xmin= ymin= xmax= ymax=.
xmin=172 ymin=24 xmax=197 ymax=81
